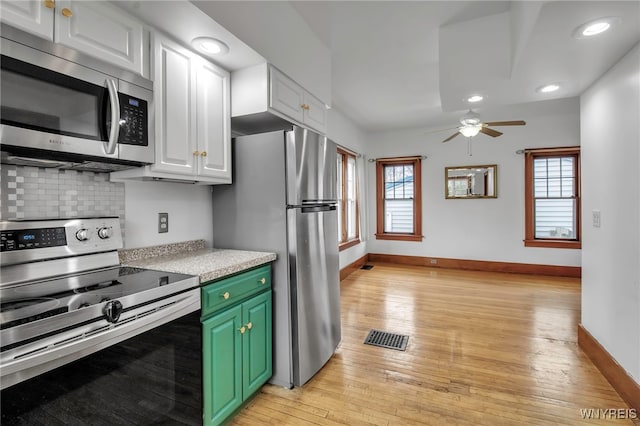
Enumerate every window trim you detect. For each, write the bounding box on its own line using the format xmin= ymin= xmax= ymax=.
xmin=375 ymin=156 xmax=423 ymax=242
xmin=337 ymin=147 xmax=360 ymax=251
xmin=524 ymin=147 xmax=581 ymax=249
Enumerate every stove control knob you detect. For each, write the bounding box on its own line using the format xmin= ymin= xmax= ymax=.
xmin=103 ymin=300 xmax=123 ymax=323
xmin=98 ymin=227 xmax=112 ymax=239
xmin=75 ymin=229 xmax=89 ymax=241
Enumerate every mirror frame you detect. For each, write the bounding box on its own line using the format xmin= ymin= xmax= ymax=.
xmin=445 ymin=164 xmax=497 ymax=199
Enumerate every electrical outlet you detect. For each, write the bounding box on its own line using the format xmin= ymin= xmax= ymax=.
xmin=158 ymin=213 xmax=168 ymax=233
xmin=592 ymin=210 xmax=601 ymax=228
xmin=430 ymin=258 xmax=438 ymax=264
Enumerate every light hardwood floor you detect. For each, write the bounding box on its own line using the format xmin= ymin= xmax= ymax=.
xmin=231 ymin=263 xmax=636 ymax=425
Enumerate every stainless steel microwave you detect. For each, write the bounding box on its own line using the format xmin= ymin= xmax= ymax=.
xmin=0 ymin=36 xmax=153 ymax=170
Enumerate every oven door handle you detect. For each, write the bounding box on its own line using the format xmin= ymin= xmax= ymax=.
xmin=105 ymin=79 xmax=120 ymax=155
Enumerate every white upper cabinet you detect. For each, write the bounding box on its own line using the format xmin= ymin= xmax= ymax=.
xmin=196 ymin=58 xmax=231 ymax=181
xmin=0 ymin=0 xmax=148 ymax=78
xmin=0 ymin=0 xmax=54 ymax=41
xmin=302 ymin=90 xmax=328 ymax=134
xmin=113 ymin=33 xmax=231 ymax=184
xmin=270 ymin=68 xmax=305 ymax=124
xmin=112 ymin=33 xmax=231 ymax=184
xmin=152 ymin=35 xmax=197 ymax=176
xmin=54 ymin=1 xmax=148 ymax=77
xmin=232 ymin=63 xmax=328 ymax=134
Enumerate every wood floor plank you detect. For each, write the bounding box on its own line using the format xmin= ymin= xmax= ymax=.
xmin=229 ymin=263 xmax=636 ymax=425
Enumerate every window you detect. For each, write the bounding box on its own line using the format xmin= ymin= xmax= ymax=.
xmin=524 ymin=147 xmax=581 ymax=249
xmin=375 ymin=157 xmax=422 ymax=241
xmin=337 ymin=147 xmax=360 ymax=250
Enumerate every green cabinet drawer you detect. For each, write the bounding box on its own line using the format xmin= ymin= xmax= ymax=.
xmin=201 ymin=265 xmax=271 ymax=318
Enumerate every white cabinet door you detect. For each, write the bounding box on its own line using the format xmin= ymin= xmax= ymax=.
xmin=152 ymin=34 xmax=197 ymax=176
xmin=303 ymin=91 xmax=327 ymax=133
xmin=0 ymin=0 xmax=54 ymax=41
xmin=54 ymin=0 xmax=148 ymax=77
xmin=269 ymin=67 xmax=305 ymax=124
xmin=196 ymin=58 xmax=231 ymax=182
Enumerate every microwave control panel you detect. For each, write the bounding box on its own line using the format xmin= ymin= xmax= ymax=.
xmin=118 ymin=94 xmax=148 ymax=147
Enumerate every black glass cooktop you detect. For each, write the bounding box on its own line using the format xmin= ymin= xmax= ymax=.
xmin=0 ymin=267 xmax=196 ymax=330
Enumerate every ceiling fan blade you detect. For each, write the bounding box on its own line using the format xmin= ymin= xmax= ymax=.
xmin=483 ymin=120 xmax=526 ymax=126
xmin=479 ymin=127 xmax=503 ymax=137
xmin=423 ymin=126 xmax=458 ymax=135
xmin=442 ymin=131 xmax=461 ymax=143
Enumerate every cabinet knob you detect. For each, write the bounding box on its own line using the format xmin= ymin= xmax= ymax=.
xmin=301 ymin=104 xmax=310 ymax=110
xmin=221 ymin=291 xmax=230 ymax=300
xmin=61 ymin=7 xmax=72 ymax=17
xmin=246 ymin=322 xmax=253 ymax=330
xmin=200 ymin=151 xmax=207 ymax=157
xmin=43 ymin=0 xmax=55 ymax=9
xmin=259 ymin=277 xmax=266 ymax=285
xmin=193 ymin=150 xmax=200 ymax=156
xmin=239 ymin=326 xmax=246 ymax=334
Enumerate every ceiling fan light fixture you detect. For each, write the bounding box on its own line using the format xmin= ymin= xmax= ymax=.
xmin=467 ymin=95 xmax=483 ymax=103
xmin=459 ymin=125 xmax=482 ymax=138
xmin=573 ymin=17 xmax=621 ymax=39
xmin=460 ymin=110 xmax=481 ymax=126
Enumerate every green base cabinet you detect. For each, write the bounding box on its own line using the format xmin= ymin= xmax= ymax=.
xmin=202 ymin=265 xmax=272 ymax=426
xmin=242 ymin=291 xmax=272 ymax=399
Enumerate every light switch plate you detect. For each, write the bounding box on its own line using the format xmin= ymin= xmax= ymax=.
xmin=158 ymin=212 xmax=168 ymax=233
xmin=592 ymin=210 xmax=601 ymax=228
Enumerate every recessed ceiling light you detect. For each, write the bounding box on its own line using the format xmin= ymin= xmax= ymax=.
xmin=573 ymin=17 xmax=621 ymax=39
xmin=536 ymin=84 xmax=560 ymax=93
xmin=467 ymin=95 xmax=483 ymax=103
xmin=191 ymin=37 xmax=229 ymax=56
xmin=583 ymin=22 xmax=610 ymax=36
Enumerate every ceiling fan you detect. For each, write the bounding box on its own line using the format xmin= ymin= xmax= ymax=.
xmin=441 ymin=110 xmax=526 ymax=143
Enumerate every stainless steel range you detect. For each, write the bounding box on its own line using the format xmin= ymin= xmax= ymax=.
xmin=0 ymin=217 xmax=200 ymax=391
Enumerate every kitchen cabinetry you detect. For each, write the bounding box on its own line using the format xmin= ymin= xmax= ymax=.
xmin=232 ymin=63 xmax=327 ymax=134
xmin=201 ymin=265 xmax=272 ymax=426
xmin=112 ymin=33 xmax=231 ymax=184
xmin=0 ymin=0 xmax=148 ymax=77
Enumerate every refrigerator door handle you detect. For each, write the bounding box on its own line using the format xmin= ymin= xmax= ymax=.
xmin=301 ymin=205 xmax=336 ymax=214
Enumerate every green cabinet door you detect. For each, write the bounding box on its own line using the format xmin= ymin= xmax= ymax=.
xmin=242 ymin=290 xmax=273 ymax=399
xmin=202 ymin=305 xmax=243 ymax=426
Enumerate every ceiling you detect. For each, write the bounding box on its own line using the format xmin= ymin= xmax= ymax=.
xmin=289 ymin=1 xmax=640 ymax=132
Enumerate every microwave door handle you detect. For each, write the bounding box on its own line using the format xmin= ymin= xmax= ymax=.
xmin=105 ymin=79 xmax=120 ymax=155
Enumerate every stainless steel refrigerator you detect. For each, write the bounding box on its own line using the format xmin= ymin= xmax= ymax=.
xmin=212 ymin=126 xmax=341 ymax=388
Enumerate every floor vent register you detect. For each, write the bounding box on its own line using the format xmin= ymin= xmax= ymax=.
xmin=360 ymin=264 xmax=374 ymax=270
xmin=363 ymin=329 xmax=408 ymax=351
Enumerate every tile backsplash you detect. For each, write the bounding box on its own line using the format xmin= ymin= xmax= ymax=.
xmin=1 ymin=165 xmax=125 ymax=226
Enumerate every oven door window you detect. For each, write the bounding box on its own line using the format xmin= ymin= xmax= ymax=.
xmin=0 ymin=56 xmax=107 ymax=141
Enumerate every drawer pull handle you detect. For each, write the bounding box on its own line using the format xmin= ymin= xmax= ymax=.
xmin=259 ymin=277 xmax=266 ymax=285
xmin=221 ymin=292 xmax=230 ymax=300
xmin=246 ymin=322 xmax=253 ymax=330
xmin=61 ymin=7 xmax=72 ymax=17
xmin=239 ymin=326 xmax=246 ymax=334
xmin=44 ymin=0 xmax=55 ymax=9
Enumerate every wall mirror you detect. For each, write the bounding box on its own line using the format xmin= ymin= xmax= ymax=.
xmin=445 ymin=164 xmax=497 ymax=199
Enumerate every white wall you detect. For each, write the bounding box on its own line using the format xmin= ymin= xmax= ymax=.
xmin=123 ymin=181 xmax=213 ymax=249
xmin=193 ymin=1 xmax=331 ymax=105
xmin=580 ymin=43 xmax=640 ymax=383
xmin=327 ymin=107 xmax=369 ymax=269
xmin=364 ymin=97 xmax=581 ymax=267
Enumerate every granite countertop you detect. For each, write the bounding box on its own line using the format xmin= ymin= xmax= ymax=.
xmin=119 ymin=240 xmax=276 ymax=284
